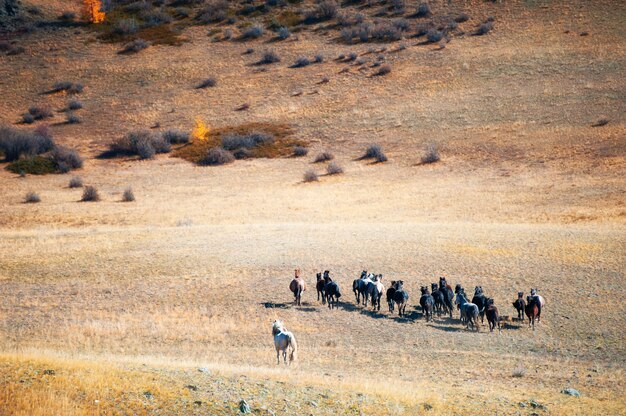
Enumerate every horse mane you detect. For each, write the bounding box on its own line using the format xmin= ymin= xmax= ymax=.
xmin=272 ymin=321 xmax=284 ymax=336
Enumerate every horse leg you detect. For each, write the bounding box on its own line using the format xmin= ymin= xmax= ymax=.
xmin=283 ymin=350 xmax=287 ymax=364
xmin=276 ymin=349 xmax=280 ymax=365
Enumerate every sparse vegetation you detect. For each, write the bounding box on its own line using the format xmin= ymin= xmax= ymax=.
xmin=81 ymin=186 xmax=100 ymax=202
xmin=476 ymin=21 xmax=493 ymax=36
xmin=293 ymin=146 xmax=308 ymax=157
xmin=119 ymin=39 xmax=150 ymax=54
xmin=375 ymin=65 xmax=391 ymax=76
xmin=196 ymin=0 xmax=229 ymax=24
xmin=314 ymin=152 xmax=334 ymax=163
xmin=257 ymin=50 xmax=280 ymax=65
xmin=122 ymin=187 xmax=135 ymax=202
xmin=25 ymin=105 xmax=53 ymax=122
xmin=196 ymin=77 xmax=217 ymax=89
xmin=420 ymin=143 xmax=440 ymax=164
xmin=48 ymin=81 xmax=83 ymax=94
xmin=426 ymin=29 xmax=443 ymax=43
xmin=303 ymin=169 xmax=319 ymax=182
xmin=304 ymin=0 xmax=338 ymax=23
xmin=162 ymin=129 xmax=190 ymax=144
xmin=362 ymin=144 xmax=387 ymax=162
xmin=50 ymin=146 xmax=83 ymax=173
xmin=0 ymin=125 xmax=54 ymax=162
xmin=512 ymin=365 xmax=526 ymax=378
xmin=105 ymin=130 xmax=171 ymax=160
xmin=24 ymin=191 xmax=40 ymax=203
xmin=221 ymin=132 xmax=274 ymax=151
xmin=291 ymin=56 xmax=311 ymax=68
xmin=242 ymin=25 xmax=264 ymax=39
xmin=326 ymin=161 xmax=344 ymax=175
xmin=67 ymin=100 xmax=83 ymax=111
xmin=199 ymin=147 xmax=235 ymax=166
xmin=69 ymin=176 xmax=83 ymax=188
xmin=66 ymin=113 xmax=80 ymax=124
xmin=277 ymin=27 xmax=290 ymax=40
xmin=414 ymin=3 xmax=432 ymax=18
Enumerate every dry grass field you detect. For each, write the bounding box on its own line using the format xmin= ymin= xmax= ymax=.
xmin=0 ymin=0 xmax=625 ymax=414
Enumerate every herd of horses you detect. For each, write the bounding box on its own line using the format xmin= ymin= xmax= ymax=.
xmin=289 ymin=269 xmax=546 ymax=331
xmin=275 ymin=269 xmax=546 ymax=364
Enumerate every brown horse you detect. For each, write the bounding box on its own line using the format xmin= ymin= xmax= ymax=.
xmin=525 ymin=296 xmax=539 ymax=330
xmin=485 ymin=298 xmax=501 ymax=333
xmin=289 ymin=269 xmax=307 ymax=306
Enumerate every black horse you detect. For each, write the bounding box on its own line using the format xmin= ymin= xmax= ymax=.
xmin=386 ymin=281 xmax=397 ymax=313
xmin=512 ymin=291 xmax=525 ymax=321
xmin=352 ymin=270 xmax=368 ymax=304
xmin=392 ymin=281 xmax=409 ymax=317
xmin=431 ymin=283 xmax=444 ymax=316
xmin=439 ymin=279 xmax=455 ymax=319
xmin=420 ymin=286 xmax=435 ymax=322
xmin=324 ymin=275 xmax=341 ymax=309
xmin=472 ymin=286 xmax=487 ymax=324
xmin=316 ymin=272 xmax=326 ymax=304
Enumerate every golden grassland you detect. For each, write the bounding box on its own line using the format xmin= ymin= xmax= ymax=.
xmin=0 ymin=0 xmax=625 ymax=414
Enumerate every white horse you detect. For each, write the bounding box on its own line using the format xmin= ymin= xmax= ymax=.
xmin=455 ymin=293 xmax=480 ymax=331
xmin=272 ymin=320 xmax=298 ymax=365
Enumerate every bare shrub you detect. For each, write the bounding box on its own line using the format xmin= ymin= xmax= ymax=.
xmin=426 ymin=29 xmax=443 ymax=43
xmin=304 ymin=0 xmax=337 ymax=23
xmin=326 ymin=161 xmax=343 ymax=175
xmin=49 ymin=81 xmax=83 ymax=94
xmin=81 ymin=186 xmax=100 ymax=202
xmin=314 ymin=152 xmax=334 ymax=163
xmin=27 ymin=105 xmax=53 ymax=121
xmin=67 ymin=100 xmax=82 ymax=110
xmin=362 ymin=144 xmax=387 ymax=162
xmin=162 ymin=129 xmax=190 ymax=144
xmin=69 ymin=176 xmax=83 ymax=188
xmin=196 ymin=0 xmax=229 ymax=23
xmin=455 ymin=13 xmax=469 ymax=23
xmin=242 ymin=25 xmax=264 ymax=39
xmin=293 ymin=146 xmax=308 ymax=157
xmin=199 ymin=147 xmax=235 ymax=165
xmin=303 ymin=169 xmax=318 ymax=182
xmin=512 ymin=365 xmax=526 ymax=378
xmin=59 ymin=11 xmax=76 ymax=22
xmin=414 ymin=3 xmax=431 ymax=18
xmin=277 ymin=27 xmax=290 ymax=40
xmin=139 ymin=9 xmax=173 ymax=27
xmin=420 ymin=143 xmax=440 ymax=164
xmin=114 ymin=18 xmax=139 ymax=35
xmin=119 ymin=39 xmax=150 ymax=54
xmin=291 ymin=56 xmax=311 ymax=68
xmin=257 ymin=49 xmax=280 ymax=65
xmin=66 ymin=113 xmax=80 ymax=124
xmin=24 ymin=192 xmax=41 ymax=203
xmin=375 ymin=65 xmax=391 ymax=76
xmin=122 ymin=187 xmax=135 ymax=202
xmin=107 ymin=130 xmax=170 ymax=159
xmin=221 ymin=132 xmax=274 ymax=150
xmin=50 ymin=146 xmax=83 ymax=173
xmin=476 ymin=21 xmax=493 ymax=36
xmin=0 ymin=125 xmax=55 ymax=162
xmin=196 ymin=77 xmax=217 ymax=89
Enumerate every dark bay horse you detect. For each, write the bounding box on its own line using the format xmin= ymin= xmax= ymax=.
xmin=324 ymin=273 xmax=341 ymax=309
xmin=392 ymin=281 xmax=409 ymax=317
xmin=431 ymin=283 xmax=444 ymax=316
xmin=316 ymin=272 xmax=326 ymax=304
xmin=386 ymin=281 xmax=397 ymax=313
xmin=289 ymin=268 xmax=307 ymax=306
xmin=485 ymin=298 xmax=501 ymax=333
xmin=352 ymin=271 xmax=371 ymax=305
xmin=472 ymin=286 xmax=487 ymax=324
xmin=512 ymin=292 xmax=525 ymax=321
xmin=420 ymin=286 xmax=435 ymax=322
xmin=439 ymin=278 xmax=455 ymax=319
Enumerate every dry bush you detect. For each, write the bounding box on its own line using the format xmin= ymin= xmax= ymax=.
xmin=421 ymin=144 xmax=440 ymax=164
xmin=291 ymin=56 xmax=311 ymax=68
xmin=162 ymin=129 xmax=190 ymax=144
xmin=67 ymin=100 xmax=82 ymax=110
xmin=24 ymin=191 xmax=40 ymax=203
xmin=326 ymin=161 xmax=344 ymax=175
xmin=293 ymin=146 xmax=308 ymax=157
xmin=199 ymin=147 xmax=235 ymax=166
xmin=68 ymin=176 xmax=83 ymax=188
xmin=106 ymin=130 xmax=171 ymax=159
xmin=0 ymin=125 xmax=54 ymax=162
xmin=242 ymin=25 xmax=264 ymax=39
xmin=196 ymin=77 xmax=216 ymax=89
xmin=375 ymin=65 xmax=391 ymax=76
xmin=303 ymin=169 xmax=319 ymax=182
xmin=26 ymin=105 xmax=53 ymax=121
xmin=476 ymin=21 xmax=493 ymax=36
xmin=122 ymin=187 xmax=135 ymax=202
xmin=119 ymin=39 xmax=150 ymax=54
xmin=49 ymin=81 xmax=83 ymax=94
xmin=362 ymin=144 xmax=387 ymax=162
xmin=511 ymin=365 xmax=526 ymax=378
xmin=314 ymin=152 xmax=334 ymax=163
xmin=66 ymin=113 xmax=80 ymax=124
xmin=426 ymin=29 xmax=443 ymax=43
xmin=81 ymin=186 xmax=100 ymax=202
xmin=50 ymin=146 xmax=83 ymax=173
xmin=414 ymin=3 xmax=431 ymax=18
xmin=257 ymin=49 xmax=280 ymax=65
xmin=277 ymin=27 xmax=290 ymax=40
xmin=304 ymin=0 xmax=338 ymax=23
xmin=221 ymin=132 xmax=274 ymax=151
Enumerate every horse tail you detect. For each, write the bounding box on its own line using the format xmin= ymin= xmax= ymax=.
xmin=288 ymin=333 xmax=298 ymax=363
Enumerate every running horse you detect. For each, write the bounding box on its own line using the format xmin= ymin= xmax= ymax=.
xmin=289 ymin=268 xmax=307 ymax=306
